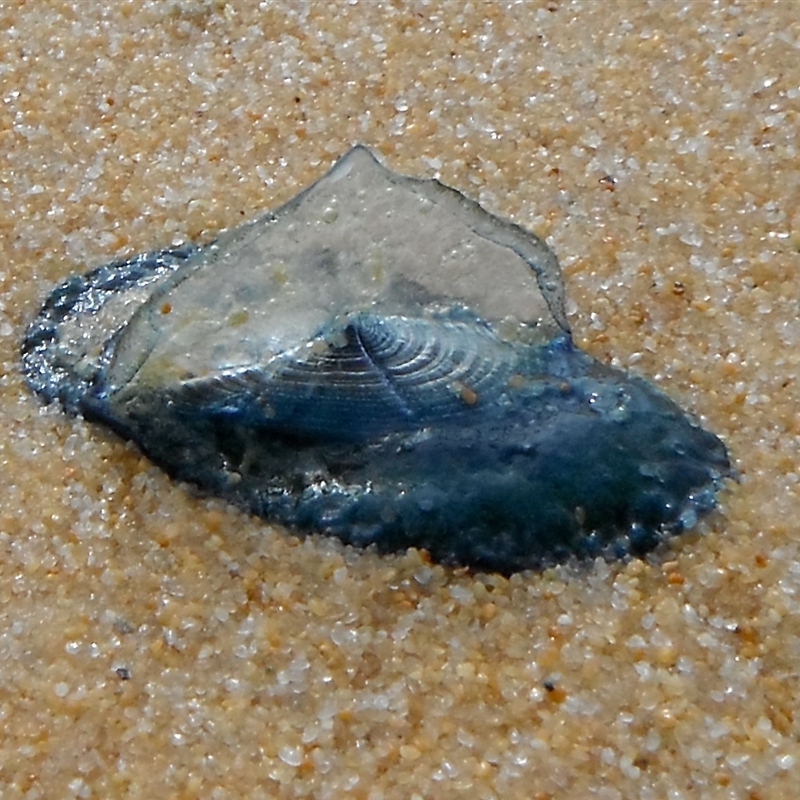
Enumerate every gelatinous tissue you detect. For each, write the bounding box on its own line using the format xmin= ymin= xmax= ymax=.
xmin=22 ymin=146 xmax=731 ymax=573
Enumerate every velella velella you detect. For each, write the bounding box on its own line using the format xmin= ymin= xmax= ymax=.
xmin=22 ymin=146 xmax=731 ymax=573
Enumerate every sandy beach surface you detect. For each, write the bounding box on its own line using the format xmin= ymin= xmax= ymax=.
xmin=2 ymin=2 xmax=799 ymax=798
